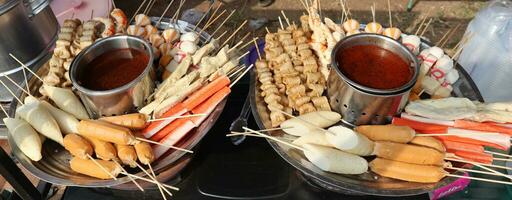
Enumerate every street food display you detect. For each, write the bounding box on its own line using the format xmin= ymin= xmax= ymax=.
xmin=245 ymin=0 xmax=512 ymax=196
xmin=2 ymin=1 xmax=252 ymax=195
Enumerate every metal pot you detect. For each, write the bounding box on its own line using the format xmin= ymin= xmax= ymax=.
xmin=70 ymin=35 xmax=155 ymax=118
xmin=327 ymin=34 xmax=419 ymax=126
xmin=0 ymin=0 xmax=58 ymax=101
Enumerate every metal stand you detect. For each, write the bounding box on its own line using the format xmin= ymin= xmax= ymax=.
xmin=0 ymin=147 xmax=42 ymax=200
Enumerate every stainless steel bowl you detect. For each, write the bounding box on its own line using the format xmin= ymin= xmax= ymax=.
xmin=327 ymin=33 xmax=419 ymax=126
xmin=70 ymin=35 xmax=155 ymax=118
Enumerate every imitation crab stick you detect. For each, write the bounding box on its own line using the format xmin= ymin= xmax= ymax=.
xmin=435 ymin=136 xmax=507 ymax=151
xmin=142 ymin=103 xmax=187 ymax=138
xmin=454 ymin=120 xmax=512 ymax=136
xmin=440 ymin=140 xmax=485 ymax=154
xmin=150 ymin=116 xmax=192 ymax=142
xmin=190 ymin=87 xmax=231 ymax=126
xmin=392 ymin=117 xmax=448 ymax=134
xmin=182 ymin=75 xmax=230 ymax=111
xmin=153 ymin=119 xmax=195 ymax=159
xmin=453 ymin=150 xmax=493 ymax=164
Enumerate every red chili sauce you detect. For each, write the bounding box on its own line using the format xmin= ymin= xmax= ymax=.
xmin=336 ymin=45 xmax=412 ymax=90
xmin=78 ymin=48 xmax=149 ymax=91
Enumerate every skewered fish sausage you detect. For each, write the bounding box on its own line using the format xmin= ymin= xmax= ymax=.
xmin=355 ymin=125 xmax=415 ymax=143
xmin=325 ymin=126 xmax=374 ymax=156
xmin=64 ymin=134 xmax=93 ymax=159
xmin=77 ymin=120 xmax=136 ymax=145
xmin=373 ymin=142 xmax=445 ymax=166
xmin=100 ymin=113 xmax=147 ymax=130
xmin=370 ymin=158 xmax=446 ymax=183
xmin=84 ymin=136 xmax=118 ymax=161
xmin=292 ymin=131 xmax=332 ymax=147
xmin=280 ymin=111 xmax=341 ymax=136
xmin=134 ymin=141 xmax=155 ymax=165
xmin=303 ymin=144 xmax=368 ymax=175
xmin=70 ymin=157 xmax=122 ymax=179
xmin=115 ymin=144 xmax=137 ymax=168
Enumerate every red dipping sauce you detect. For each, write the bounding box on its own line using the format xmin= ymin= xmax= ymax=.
xmin=78 ymin=48 xmax=149 ymax=91
xmin=336 ymin=45 xmax=413 ymax=90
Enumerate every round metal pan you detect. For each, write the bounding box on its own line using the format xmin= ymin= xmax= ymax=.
xmin=7 ymin=18 xmax=227 ymax=188
xmin=247 ymin=35 xmax=484 ymax=196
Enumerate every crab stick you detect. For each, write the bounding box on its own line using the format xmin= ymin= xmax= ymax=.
xmin=150 ymin=116 xmax=191 ymax=141
xmin=392 ymin=117 xmax=448 ymax=134
xmin=454 ymin=120 xmax=512 ymax=136
xmin=43 ymin=85 xmax=89 ymax=120
xmin=370 ymin=158 xmax=446 ymax=183
xmin=153 ymin=119 xmax=195 ymax=159
xmin=440 ymin=139 xmax=484 ymax=154
xmin=83 ymin=136 xmax=118 ymax=161
xmin=100 ymin=113 xmax=147 ymax=130
xmin=182 ymin=75 xmax=230 ymax=111
xmin=16 ymin=101 xmax=63 ymax=145
xmin=436 ymin=136 xmax=507 ymax=151
xmin=3 ymin=118 xmax=42 ymax=161
xmin=453 ymin=150 xmax=493 ymax=164
xmin=115 ymin=144 xmax=137 ymax=168
xmin=142 ymin=103 xmax=187 ymax=139
xmin=446 ymin=128 xmax=510 ymax=150
xmin=355 ymin=125 xmax=415 ymax=143
xmin=303 ymin=144 xmax=368 ymax=175
xmin=134 ymin=141 xmax=155 ymax=165
xmin=189 ymin=87 xmax=231 ymax=126
xmin=63 ymin=134 xmax=93 ymax=159
xmin=70 ymin=157 xmax=122 ymax=179
xmin=373 ymin=142 xmax=445 ymax=166
xmin=77 ymin=120 xmax=136 ymax=145
xmin=409 ymin=137 xmax=446 ymax=152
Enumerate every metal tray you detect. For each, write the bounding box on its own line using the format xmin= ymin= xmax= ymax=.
xmin=6 ymin=19 xmax=227 ymax=188
xmin=247 ymin=37 xmax=484 ymax=196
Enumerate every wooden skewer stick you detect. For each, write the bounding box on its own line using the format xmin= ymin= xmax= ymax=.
xmin=144 ymin=0 xmax=156 ymax=15
xmin=0 ymin=79 xmax=23 ymax=105
xmin=135 ymin=163 xmax=172 ymax=198
xmin=281 ymin=10 xmax=291 ymax=27
xmin=236 ymin=51 xmax=250 ymax=61
xmin=485 ymin=150 xmax=512 ymax=159
xmin=0 ymin=99 xmax=9 ymax=117
xmin=414 ymin=7 xmax=432 ymax=35
xmin=446 ymin=155 xmax=512 ymax=180
xmin=371 ymin=3 xmax=376 ymax=24
xmin=85 ymin=154 xmax=117 ymax=180
xmin=156 ymin=0 xmax=176 ymax=26
xmin=149 ymin=163 xmax=173 ymax=198
xmin=112 ymin=160 xmax=144 ymax=192
xmin=201 ymin=9 xmax=226 ymax=32
xmin=254 ymin=38 xmax=262 ymax=60
xmin=142 ymin=0 xmax=152 ymax=15
xmin=211 ymin=10 xmax=236 ymax=36
xmin=229 ymin=64 xmax=254 ymax=88
xmin=387 ymin=0 xmax=392 ymax=28
xmin=228 ymin=32 xmax=251 ymax=53
xmin=297 ymin=0 xmax=308 ymax=11
xmin=216 ymin=30 xmax=228 ymax=40
xmin=227 ymin=66 xmax=245 ymax=79
xmin=203 ymin=3 xmax=222 ymax=30
xmin=265 ymin=27 xmax=271 ymax=34
xmin=419 ymin=18 xmax=433 ymax=37
xmin=227 ymin=132 xmax=265 ymax=138
xmin=193 ymin=7 xmax=211 ymax=31
xmin=129 ymin=0 xmax=148 ymax=25
xmin=221 ymin=20 xmax=248 ymax=47
xmin=111 ymin=0 xmax=116 ymax=9
xmin=446 ymin=166 xmax=505 ymax=177
xmin=9 ymin=54 xmax=44 ymax=83
xmin=494 ymin=157 xmax=512 ymax=162
xmin=242 ymin=127 xmax=305 ymax=151
xmin=445 ymin=157 xmax=512 ymax=172
xmin=120 ymin=172 xmax=179 ymax=191
xmin=227 ymin=127 xmax=293 ymax=137
xmin=147 ymin=113 xmax=207 ymax=122
xmin=278 ymin=16 xmax=284 ymax=30
xmin=238 ymin=37 xmax=257 ymax=51
xmin=171 ymin=0 xmax=186 ymax=23
xmin=436 ymin=27 xmax=455 ymax=47
xmin=445 ymin=174 xmax=512 ymax=186
xmin=136 ymin=137 xmax=193 ymax=153
xmin=4 ymin=74 xmax=29 ymax=96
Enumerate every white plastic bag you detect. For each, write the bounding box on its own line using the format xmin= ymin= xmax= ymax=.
xmin=458 ymin=0 xmax=512 ymax=102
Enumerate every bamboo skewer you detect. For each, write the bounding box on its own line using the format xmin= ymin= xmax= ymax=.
xmin=129 ymin=0 xmax=148 ymax=25
xmin=85 ymin=154 xmax=117 ymax=180
xmin=211 ymin=10 xmax=235 ymax=36
xmin=112 ymin=160 xmax=145 ymax=192
xmin=9 ymin=54 xmax=44 ymax=83
xmin=227 ymin=32 xmax=251 ymax=53
xmin=414 ymin=8 xmax=432 ymax=36
xmin=149 ymin=164 xmax=171 ymax=197
xmin=147 ymin=114 xmax=207 ymax=122
xmin=486 ymin=150 xmax=512 ymax=159
xmin=447 ymin=166 xmax=504 ymax=177
xmin=136 ymin=137 xmax=193 ymax=153
xmin=0 ymin=100 xmax=8 ymax=117
xmin=142 ymin=0 xmax=153 ymax=15
xmin=238 ymin=37 xmax=257 ymax=51
xmin=3 ymin=75 xmax=29 ymax=97
xmin=193 ymin=7 xmax=211 ymax=31
xmin=121 ymin=172 xmax=179 ymax=191
xmin=281 ymin=10 xmax=291 ymax=27
xmin=254 ymin=38 xmax=262 ymax=60
xmin=0 ymin=79 xmax=23 ymax=105
xmin=387 ymin=0 xmax=392 ymax=28
xmin=221 ymin=20 xmax=247 ymax=46
xmin=446 ymin=174 xmax=512 ymax=185
xmin=156 ymin=0 xmax=176 ymax=26
xmin=201 ymin=9 xmax=226 ymax=32
xmin=111 ymin=0 xmax=116 ymax=9
xmin=445 ymin=157 xmax=512 ymax=171
xmin=278 ymin=16 xmax=284 ymax=30
xmin=171 ymin=0 xmax=186 ymax=23
xmin=436 ymin=27 xmax=454 ymax=47
xmin=241 ymin=127 xmax=305 ymax=151
xmin=229 ymin=64 xmax=254 ymax=88
xmin=203 ymin=3 xmax=222 ymax=30
xmin=135 ymin=163 xmax=172 ymax=199
xmin=216 ymin=30 xmax=228 ymax=40
xmin=419 ymin=18 xmax=433 ymax=37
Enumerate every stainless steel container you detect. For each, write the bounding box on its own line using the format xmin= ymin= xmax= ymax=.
xmin=0 ymin=0 xmax=58 ymax=101
xmin=327 ymin=34 xmax=419 ymax=126
xmin=70 ymin=35 xmax=155 ymax=118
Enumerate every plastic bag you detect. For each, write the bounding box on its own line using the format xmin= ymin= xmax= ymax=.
xmin=458 ymin=0 xmax=512 ymax=102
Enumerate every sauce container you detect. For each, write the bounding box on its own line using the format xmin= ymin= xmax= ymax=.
xmin=70 ymin=35 xmax=155 ymax=118
xmin=327 ymin=34 xmax=419 ymax=126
